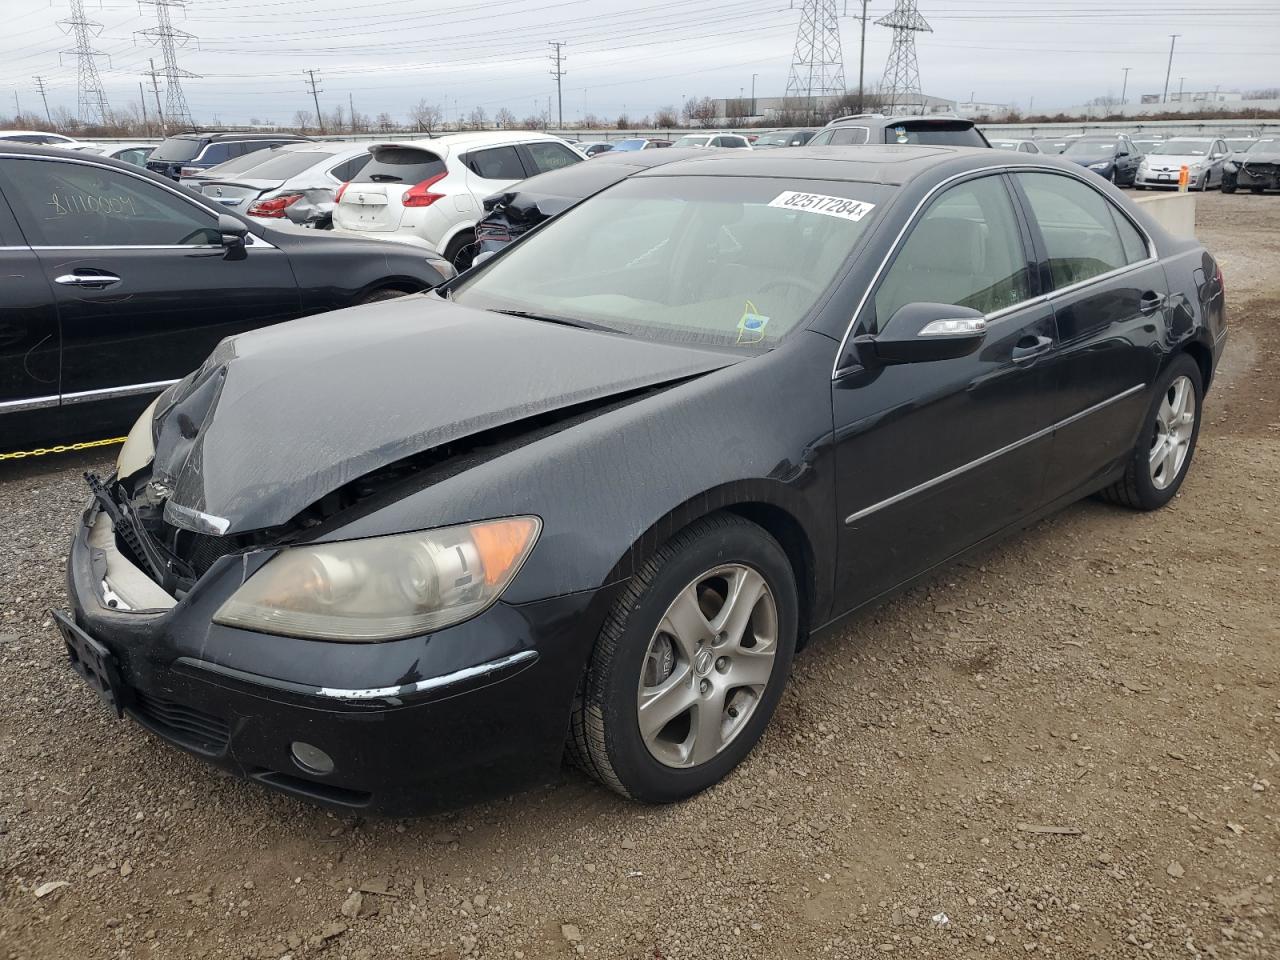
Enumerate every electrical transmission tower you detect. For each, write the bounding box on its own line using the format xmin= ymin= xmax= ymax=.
xmin=876 ymin=0 xmax=932 ymax=114
xmin=137 ymin=0 xmax=198 ymax=129
xmin=58 ymin=0 xmax=112 ymax=125
xmin=784 ymin=0 xmax=845 ymax=103
xmin=548 ymin=41 xmax=566 ymax=130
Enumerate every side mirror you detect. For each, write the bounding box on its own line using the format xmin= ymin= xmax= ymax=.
xmin=854 ymin=303 xmax=987 ymax=366
xmin=218 ymin=213 xmax=249 ymax=259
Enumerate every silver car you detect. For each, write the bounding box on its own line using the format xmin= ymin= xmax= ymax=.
xmin=1135 ymin=137 xmax=1230 ymax=191
xmin=196 ymin=144 xmax=374 ymax=226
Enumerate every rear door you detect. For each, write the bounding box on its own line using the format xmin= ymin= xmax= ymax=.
xmin=0 ymin=177 xmax=61 ymax=451
xmin=831 ymin=172 xmax=1059 ymax=610
xmin=0 ymin=155 xmax=301 ymax=434
xmin=1009 ymin=170 xmax=1165 ymax=501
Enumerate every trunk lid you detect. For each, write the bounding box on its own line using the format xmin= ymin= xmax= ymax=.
xmin=334 ymin=183 xmax=399 ymax=232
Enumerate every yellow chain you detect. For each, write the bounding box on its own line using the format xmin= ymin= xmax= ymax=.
xmin=0 ymin=436 xmax=127 ymax=461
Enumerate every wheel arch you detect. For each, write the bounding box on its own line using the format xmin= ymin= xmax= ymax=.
xmin=600 ymin=483 xmax=825 ymax=648
xmin=1180 ymin=338 xmax=1213 ymax=392
xmin=350 ymin=274 xmax=431 ymax=303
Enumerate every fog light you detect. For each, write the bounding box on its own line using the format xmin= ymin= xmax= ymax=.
xmin=290 ymin=741 xmax=335 ymax=776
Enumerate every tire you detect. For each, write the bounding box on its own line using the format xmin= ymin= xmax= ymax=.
xmin=355 ymin=287 xmax=409 ymax=305
xmin=1098 ymin=354 xmax=1203 ymax=511
xmin=444 ymin=231 xmax=477 ymax=272
xmin=1251 ymin=186 xmax=1264 ymax=194
xmin=569 ymin=513 xmax=798 ymax=802
xmin=1221 ymin=179 xmax=1237 ymax=194
xmin=1134 ymin=184 xmax=1147 ymax=191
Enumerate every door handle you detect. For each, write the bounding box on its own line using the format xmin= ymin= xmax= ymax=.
xmin=55 ymin=272 xmax=121 ymax=289
xmin=1011 ymin=335 xmax=1054 ymax=363
xmin=1138 ymin=291 xmax=1166 ymax=315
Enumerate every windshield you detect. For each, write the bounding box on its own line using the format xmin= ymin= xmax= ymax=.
xmin=1246 ymin=138 xmax=1277 ymax=153
xmin=1226 ymin=139 xmax=1255 ymax=151
xmin=610 ymin=139 xmax=648 ymax=151
xmin=672 ymin=136 xmax=710 ymax=148
xmin=150 ymin=137 xmax=204 ymax=162
xmin=198 ymin=148 xmax=298 ymax=178
xmin=1063 ymin=140 xmax=1117 ymax=159
xmin=990 ymin=141 xmax=1020 ymax=151
xmin=1150 ymin=139 xmax=1213 ymax=156
xmin=453 ymin=175 xmax=889 ymax=350
xmin=883 ymin=121 xmax=985 ymax=146
xmin=753 ymin=133 xmax=792 ymax=147
xmin=228 ymin=148 xmax=341 ymax=180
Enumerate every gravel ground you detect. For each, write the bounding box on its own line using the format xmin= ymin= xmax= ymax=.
xmin=1 ymin=191 xmax=1277 ymax=960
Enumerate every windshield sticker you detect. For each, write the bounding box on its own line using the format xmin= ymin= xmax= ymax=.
xmin=768 ymin=191 xmax=875 ymax=222
xmin=737 ymin=300 xmax=770 ymax=345
xmin=894 ymin=125 xmax=909 ymax=143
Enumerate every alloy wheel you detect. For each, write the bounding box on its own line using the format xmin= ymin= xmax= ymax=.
xmin=636 ymin=564 xmax=778 ymax=768
xmin=1149 ymin=375 xmax=1196 ymax=490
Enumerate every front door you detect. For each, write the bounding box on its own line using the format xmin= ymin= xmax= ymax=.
xmin=831 ymin=172 xmax=1061 ymax=611
xmin=0 ymin=155 xmax=301 ymax=436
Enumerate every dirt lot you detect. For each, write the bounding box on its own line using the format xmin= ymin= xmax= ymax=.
xmin=1 ymin=191 xmax=1277 ymax=960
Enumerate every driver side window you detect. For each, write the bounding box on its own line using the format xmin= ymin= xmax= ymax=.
xmin=872 ymin=174 xmax=1031 ymax=330
xmin=0 ymin=158 xmax=219 ymax=247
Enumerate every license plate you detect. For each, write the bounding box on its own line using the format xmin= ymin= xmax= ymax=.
xmin=1158 ymin=174 xmax=1171 ymax=181
xmin=52 ymin=609 xmax=127 ymax=717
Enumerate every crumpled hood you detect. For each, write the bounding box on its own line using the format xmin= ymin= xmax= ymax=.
xmin=150 ymin=295 xmax=740 ymax=535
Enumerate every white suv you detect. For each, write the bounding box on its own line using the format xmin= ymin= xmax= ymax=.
xmin=331 ymin=131 xmax=583 ymax=268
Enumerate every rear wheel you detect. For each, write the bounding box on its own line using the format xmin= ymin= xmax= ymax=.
xmin=1098 ymin=354 xmax=1202 ymax=511
xmin=569 ymin=514 xmax=798 ymax=802
xmin=444 ymin=231 xmax=477 ymax=272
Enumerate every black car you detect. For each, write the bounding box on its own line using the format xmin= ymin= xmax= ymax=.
xmin=472 ymin=148 xmax=703 ymax=261
xmin=1222 ymin=137 xmax=1279 ymax=193
xmin=145 ymin=132 xmax=311 ymax=181
xmin=1061 ymin=134 xmax=1142 ymax=185
xmin=809 ymin=114 xmax=990 ymax=147
xmin=0 ymin=145 xmax=453 ymax=454
xmin=55 ymin=146 xmax=1224 ymax=814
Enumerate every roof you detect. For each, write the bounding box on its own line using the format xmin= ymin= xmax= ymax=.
xmin=637 ymin=144 xmax=965 ymax=185
xmin=166 ymin=131 xmax=310 ymax=141
xmin=0 ymin=129 xmax=76 ymax=140
xmin=365 ymin=131 xmax=570 ymax=155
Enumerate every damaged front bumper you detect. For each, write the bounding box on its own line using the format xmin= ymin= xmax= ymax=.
xmin=58 ymin=499 xmax=610 ymax=814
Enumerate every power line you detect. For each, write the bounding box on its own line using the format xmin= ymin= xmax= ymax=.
xmin=58 ymin=0 xmax=112 ymax=124
xmin=137 ymin=0 xmax=198 ymax=128
xmin=549 ymin=40 xmax=566 ymax=129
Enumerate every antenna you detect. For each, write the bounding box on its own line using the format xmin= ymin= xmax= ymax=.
xmin=877 ymin=0 xmax=932 ymax=115
xmin=785 ymin=0 xmax=845 ymax=105
xmin=58 ymin=0 xmax=112 ymax=125
xmin=137 ymin=0 xmax=199 ymax=129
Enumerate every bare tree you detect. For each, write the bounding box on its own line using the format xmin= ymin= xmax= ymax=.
xmin=725 ymin=98 xmax=751 ymax=126
xmin=685 ymin=96 xmax=718 ymax=128
xmin=521 ymin=113 xmax=544 ymax=130
xmin=582 ymin=112 xmax=603 ymax=130
xmin=292 ymin=109 xmax=313 ymax=133
xmin=468 ymin=106 xmax=488 ymax=130
xmin=494 ymin=107 xmax=517 ymax=129
xmin=615 ymin=113 xmax=630 ymax=129
xmin=407 ymin=99 xmax=442 ymax=133
xmin=654 ymin=105 xmax=678 ymax=128
xmin=375 ymin=111 xmax=396 ymax=132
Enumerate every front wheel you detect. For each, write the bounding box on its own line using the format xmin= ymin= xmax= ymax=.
xmin=1221 ymin=178 xmax=1237 ymax=194
xmin=1099 ymin=355 xmax=1203 ymax=510
xmin=569 ymin=514 xmax=798 ymax=802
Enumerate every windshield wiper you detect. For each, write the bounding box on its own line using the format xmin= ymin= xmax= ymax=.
xmin=493 ymin=309 xmax=625 ymax=334
xmin=368 ymin=174 xmax=403 ymax=182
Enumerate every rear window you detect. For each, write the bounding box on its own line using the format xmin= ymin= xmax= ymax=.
xmin=150 ymin=137 xmax=205 ymax=162
xmin=237 ymin=149 xmax=341 ymax=179
xmin=357 ymin=147 xmax=445 ymax=184
xmin=883 ymin=121 xmax=986 ymax=146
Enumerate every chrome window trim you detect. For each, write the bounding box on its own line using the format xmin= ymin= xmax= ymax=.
xmin=832 ymin=163 xmax=1159 ymax=378
xmin=0 ymin=378 xmax=179 ymax=415
xmin=844 ymin=383 xmax=1146 ymax=525
xmin=25 ymin=232 xmax=275 ymax=251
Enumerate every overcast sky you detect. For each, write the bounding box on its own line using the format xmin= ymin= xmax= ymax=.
xmin=3 ymin=0 xmax=1276 ymax=125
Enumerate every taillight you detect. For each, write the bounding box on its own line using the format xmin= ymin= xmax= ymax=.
xmin=334 ymin=181 xmax=350 ymax=205
xmin=180 ymin=166 xmax=201 ymax=177
xmin=1215 ymin=264 xmax=1225 ymax=298
xmin=402 ymin=172 xmax=447 ymax=207
xmin=247 ymin=193 xmax=304 ymax=218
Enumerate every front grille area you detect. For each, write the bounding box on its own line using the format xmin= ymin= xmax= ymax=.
xmin=180 ymin=531 xmax=241 ymax=577
xmin=1243 ymin=163 xmax=1277 ymax=179
xmin=132 ymin=691 xmax=230 ymax=755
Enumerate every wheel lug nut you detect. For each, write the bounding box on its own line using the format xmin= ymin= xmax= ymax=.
xmin=715 ymin=657 xmax=729 ymax=672
xmin=699 ymin=679 xmax=711 ymax=695
xmin=727 ymin=705 xmax=739 ymax=718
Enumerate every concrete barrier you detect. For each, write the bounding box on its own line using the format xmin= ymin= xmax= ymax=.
xmin=1133 ymin=191 xmax=1196 ymax=239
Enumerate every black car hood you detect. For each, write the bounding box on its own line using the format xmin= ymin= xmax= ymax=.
xmin=149 ymin=295 xmax=740 ymax=535
xmin=1240 ymin=148 xmax=1280 ymax=164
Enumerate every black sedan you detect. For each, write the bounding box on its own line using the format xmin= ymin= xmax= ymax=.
xmin=0 ymin=145 xmax=453 ymax=454
xmin=472 ymin=148 xmax=702 ymax=261
xmin=1061 ymin=134 xmax=1143 ymax=185
xmin=56 ymin=146 xmax=1225 ymax=813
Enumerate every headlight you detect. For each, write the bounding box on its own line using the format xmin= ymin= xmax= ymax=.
xmin=1088 ymin=162 xmax=1110 ymax=170
xmin=1224 ymin=161 xmax=1237 ymax=173
xmin=212 ymin=517 xmax=541 ymax=641
xmin=116 ymin=396 xmax=159 ymax=480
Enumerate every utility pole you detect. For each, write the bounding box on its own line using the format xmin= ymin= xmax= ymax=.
xmin=548 ymin=41 xmax=566 ymax=130
xmin=1121 ymin=66 xmax=1131 ymax=105
xmin=857 ymin=0 xmax=870 ymax=111
xmin=305 ymin=69 xmax=324 ymax=133
xmin=33 ymin=76 xmax=53 ymax=125
xmin=12 ymin=90 xmax=20 ymax=118
xmin=1162 ymin=34 xmax=1179 ymax=103
xmin=138 ymin=81 xmax=148 ymax=134
xmin=348 ymin=91 xmax=355 ymax=132
xmin=1178 ymin=76 xmax=1186 ymax=102
xmin=147 ymin=58 xmax=165 ymax=132
xmin=751 ymin=73 xmax=758 ymax=117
